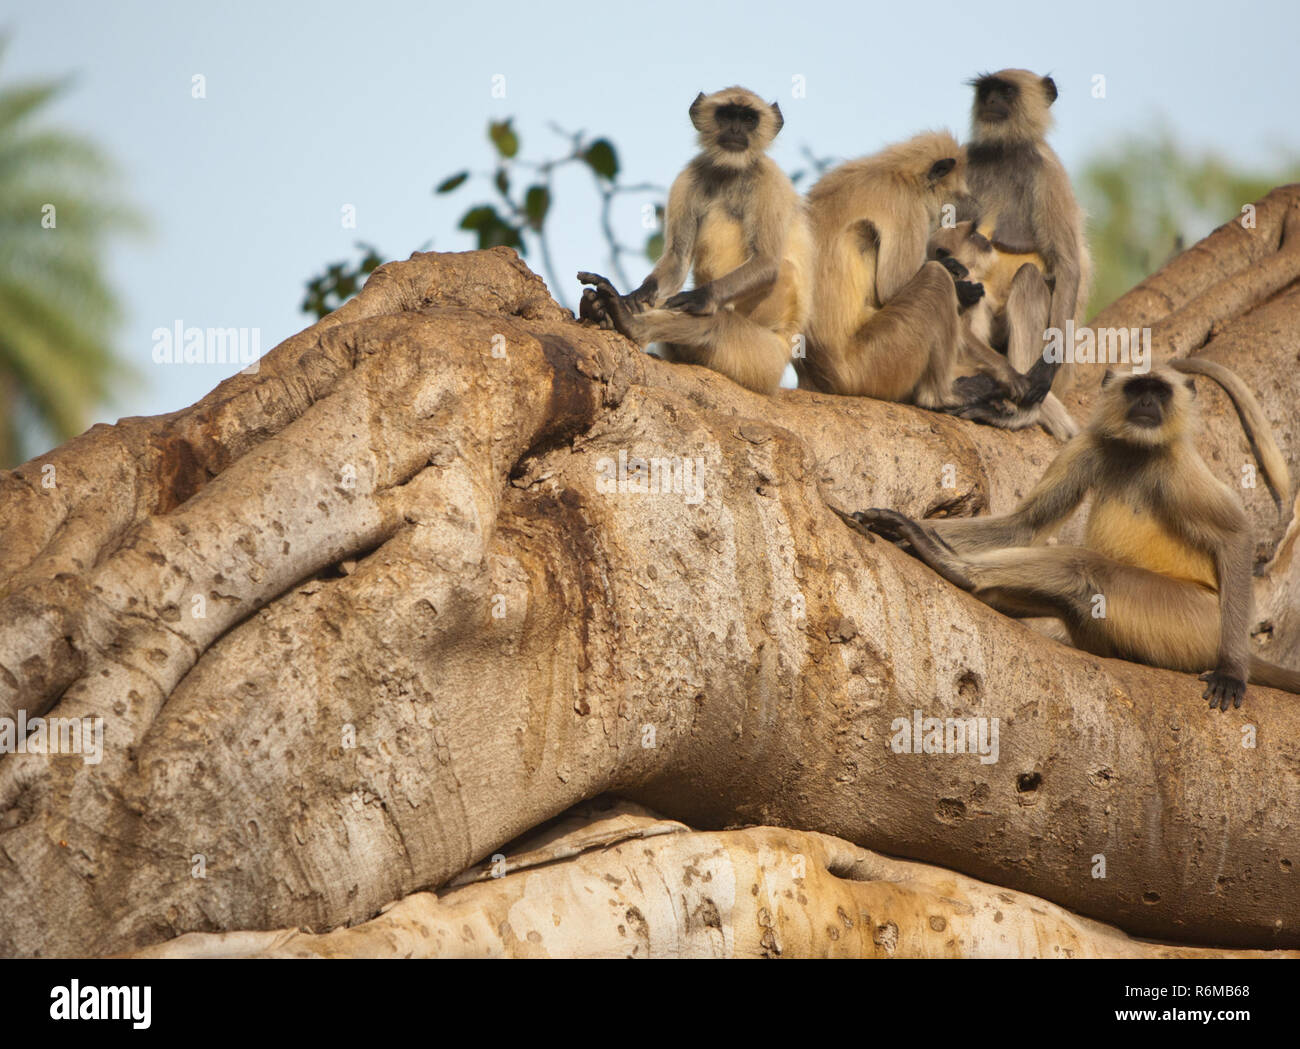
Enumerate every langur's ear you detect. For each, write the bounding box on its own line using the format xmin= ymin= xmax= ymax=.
xmin=1184 ymin=377 xmax=1198 ymax=397
xmin=1101 ymin=368 xmax=1116 ymax=387
xmin=969 ymin=229 xmax=992 ymax=250
xmin=769 ymin=101 xmax=784 ymax=136
xmin=689 ymin=92 xmax=707 ymax=130
xmin=928 ymin=157 xmax=957 ymax=182
xmin=1042 ymin=76 xmax=1058 ymax=105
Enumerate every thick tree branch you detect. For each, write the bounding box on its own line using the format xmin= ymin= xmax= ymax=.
xmin=2 ymin=190 xmax=1299 ymax=957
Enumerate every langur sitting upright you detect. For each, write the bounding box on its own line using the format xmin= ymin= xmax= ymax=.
xmin=578 ymin=86 xmax=811 ymax=395
xmin=956 ymin=69 xmax=1092 ymax=438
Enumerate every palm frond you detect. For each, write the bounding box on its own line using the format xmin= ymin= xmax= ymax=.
xmin=0 ymin=42 xmax=144 ymax=465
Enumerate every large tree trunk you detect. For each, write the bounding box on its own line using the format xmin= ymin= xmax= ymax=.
xmin=2 ymin=186 xmax=1298 ymax=958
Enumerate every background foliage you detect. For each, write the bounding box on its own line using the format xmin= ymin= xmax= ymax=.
xmin=0 ymin=39 xmax=142 ymax=466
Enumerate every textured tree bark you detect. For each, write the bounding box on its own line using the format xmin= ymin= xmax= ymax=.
xmin=2 ymin=187 xmax=1298 ymax=958
xmin=126 ymin=800 xmax=1300 ymax=959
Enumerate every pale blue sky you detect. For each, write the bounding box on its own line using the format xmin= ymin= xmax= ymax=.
xmin=7 ymin=0 xmax=1299 ymax=441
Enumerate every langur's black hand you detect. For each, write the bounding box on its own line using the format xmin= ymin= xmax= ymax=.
xmin=627 ymin=277 xmax=659 ymax=309
xmin=850 ymin=507 xmax=913 ymax=544
xmin=1200 ymin=670 xmax=1246 ymax=711
xmin=664 ymin=287 xmax=716 ymax=315
xmin=954 ymin=280 xmax=985 ymax=310
xmin=937 ymin=255 xmax=970 ymax=281
xmin=828 ymin=505 xmax=875 ymax=542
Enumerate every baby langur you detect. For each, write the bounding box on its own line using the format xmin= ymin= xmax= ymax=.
xmin=578 ymin=86 xmax=810 ymax=395
xmin=837 ymin=358 xmax=1298 ymax=710
xmin=796 ymin=132 xmax=1055 ymax=424
xmin=959 ymin=69 xmax=1092 ymax=438
xmin=929 ymin=221 xmax=1079 ymax=437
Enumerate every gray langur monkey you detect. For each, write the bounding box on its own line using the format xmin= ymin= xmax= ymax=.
xmin=578 ymin=86 xmax=811 ymax=395
xmin=838 ymin=358 xmax=1298 ymax=711
xmin=957 ymin=69 xmax=1092 ymax=439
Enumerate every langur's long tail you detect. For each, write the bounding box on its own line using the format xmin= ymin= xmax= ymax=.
xmin=1249 ymin=656 xmax=1300 ymax=695
xmin=1170 ymin=357 xmax=1291 ymax=511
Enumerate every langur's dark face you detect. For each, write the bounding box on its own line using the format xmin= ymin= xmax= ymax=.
xmin=1123 ymin=376 xmax=1173 ymax=429
xmin=974 ymin=77 xmax=1017 ymax=124
xmin=713 ymin=103 xmax=760 ymax=152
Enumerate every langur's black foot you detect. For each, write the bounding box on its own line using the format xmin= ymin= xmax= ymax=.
xmin=1200 ymin=670 xmax=1246 ymax=711
xmin=952 ymin=373 xmax=1005 ymax=401
xmin=1020 ymin=357 xmax=1060 ymax=408
xmin=577 ymin=271 xmax=620 ymax=299
xmin=579 ymin=288 xmax=615 ymax=330
xmin=953 ymin=402 xmax=1019 ymax=426
xmin=947 ymin=374 xmax=1016 ymax=420
xmin=577 ymin=272 xmax=638 ymax=339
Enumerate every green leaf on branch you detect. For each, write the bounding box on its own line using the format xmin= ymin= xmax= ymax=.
xmin=459 ymin=205 xmax=524 ymax=252
xmin=583 ymin=139 xmax=618 ymax=180
xmin=524 ymin=185 xmax=550 ymax=230
xmin=478 ymin=220 xmax=524 ymax=252
xmin=435 ymin=171 xmax=469 ymax=193
xmin=300 ymin=243 xmax=387 ymax=319
xmin=458 ymin=205 xmax=500 ymax=231
xmin=489 ymin=119 xmax=519 ymax=159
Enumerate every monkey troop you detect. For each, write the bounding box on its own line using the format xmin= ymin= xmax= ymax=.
xmin=839 ymin=359 xmax=1299 ymax=709
xmin=575 ymin=79 xmax=1298 ymax=708
xmin=580 ymin=75 xmax=1080 ymax=428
